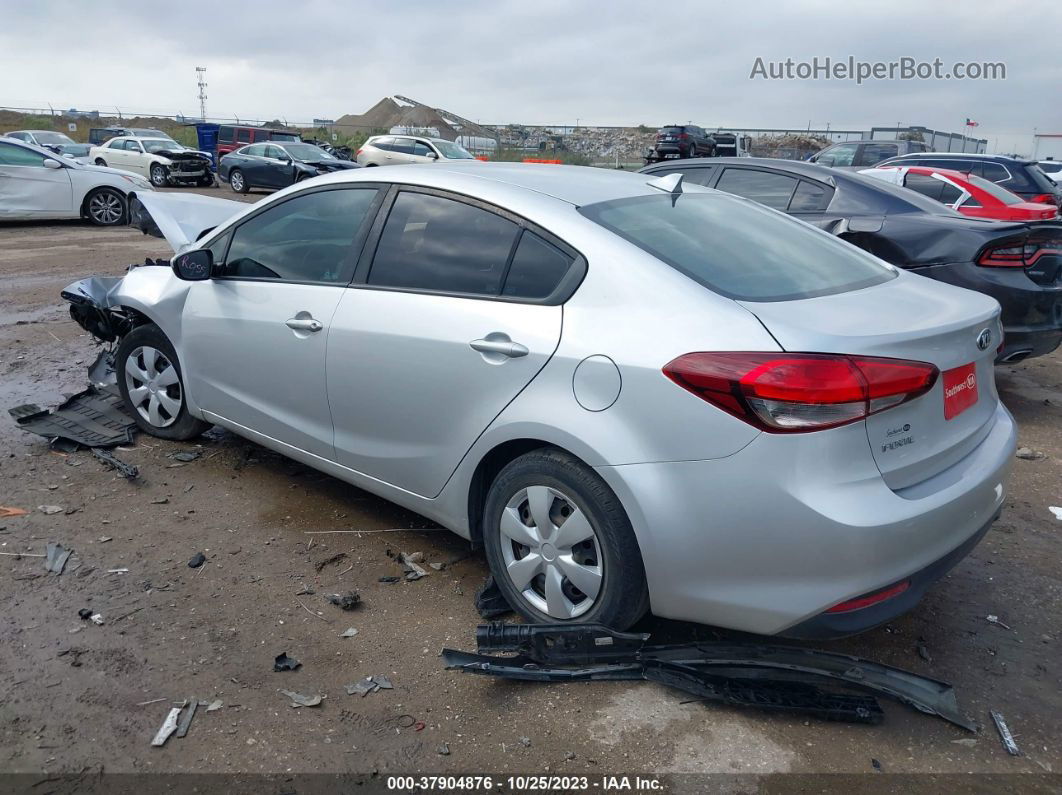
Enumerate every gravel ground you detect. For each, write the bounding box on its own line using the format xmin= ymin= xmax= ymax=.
xmin=1 ymin=185 xmax=1060 ymax=791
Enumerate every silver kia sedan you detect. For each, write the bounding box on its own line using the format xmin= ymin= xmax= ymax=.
xmin=74 ymin=163 xmax=1015 ymax=637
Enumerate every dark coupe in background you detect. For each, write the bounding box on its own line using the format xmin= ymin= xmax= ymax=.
xmin=218 ymin=141 xmax=359 ymax=194
xmin=641 ymin=157 xmax=1062 ymax=362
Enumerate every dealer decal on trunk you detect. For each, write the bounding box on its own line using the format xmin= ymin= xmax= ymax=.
xmin=943 ymin=362 xmax=978 ymax=420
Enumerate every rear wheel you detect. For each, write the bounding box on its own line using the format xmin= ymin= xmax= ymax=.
xmin=229 ymin=168 xmax=248 ymax=193
xmin=115 ymin=324 xmax=211 ymax=441
xmin=483 ymin=448 xmax=649 ymax=629
xmin=84 ymin=188 xmax=127 ymax=226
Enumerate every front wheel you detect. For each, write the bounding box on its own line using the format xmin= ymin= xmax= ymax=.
xmin=483 ymin=448 xmax=649 ymax=629
xmin=95 ymin=158 xmax=107 ymax=167
xmin=115 ymin=324 xmax=211 ymax=440
xmin=198 ymin=172 xmax=216 ymax=187
xmin=84 ymin=187 xmax=127 ymax=226
xmin=150 ymin=164 xmax=169 ymax=187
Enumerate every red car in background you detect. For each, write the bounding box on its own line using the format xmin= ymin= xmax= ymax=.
xmin=860 ymin=165 xmax=1059 ymax=222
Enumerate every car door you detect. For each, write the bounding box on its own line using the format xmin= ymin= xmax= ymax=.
xmin=262 ymin=145 xmax=294 ymax=187
xmin=409 ymin=139 xmax=438 ymax=164
xmin=237 ymin=144 xmax=270 ymax=186
xmin=327 ymin=187 xmax=574 ymax=497
xmin=389 ymin=137 xmax=415 ymax=164
xmin=181 ymin=185 xmax=384 ymax=458
xmin=0 ymin=141 xmax=73 ymax=217
xmin=124 ymin=139 xmax=149 ymax=176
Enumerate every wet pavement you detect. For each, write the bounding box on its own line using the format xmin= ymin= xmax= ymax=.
xmin=1 ymin=186 xmax=1060 ymax=789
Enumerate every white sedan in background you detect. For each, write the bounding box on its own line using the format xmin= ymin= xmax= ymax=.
xmin=89 ymin=136 xmax=214 ymax=188
xmin=0 ymin=136 xmax=152 ymax=225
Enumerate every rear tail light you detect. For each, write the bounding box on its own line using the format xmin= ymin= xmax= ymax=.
xmin=663 ymin=353 xmax=939 ymax=433
xmin=355 ymin=149 xmax=363 ymax=157
xmin=826 ymin=581 xmax=910 ymax=613
xmin=978 ymin=238 xmax=1062 ymax=267
xmin=679 ymin=133 xmax=689 ymax=139
xmin=1029 ymin=193 xmax=1058 ymax=206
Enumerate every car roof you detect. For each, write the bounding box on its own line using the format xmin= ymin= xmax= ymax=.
xmin=315 ymin=162 xmax=708 ymax=207
xmin=889 ymin=151 xmax=1032 ymax=165
xmin=647 ymin=156 xmax=844 ymax=185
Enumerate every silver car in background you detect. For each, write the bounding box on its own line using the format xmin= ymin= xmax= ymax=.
xmin=66 ymin=164 xmax=1014 ymax=637
xmin=356 ymin=135 xmax=475 ymax=166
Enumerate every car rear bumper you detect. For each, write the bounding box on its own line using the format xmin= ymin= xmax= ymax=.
xmin=916 ymin=262 xmax=1062 ymax=362
xmin=595 ymin=401 xmax=1014 ymax=636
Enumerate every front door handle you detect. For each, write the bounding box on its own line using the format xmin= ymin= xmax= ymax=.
xmin=286 ymin=317 xmax=323 ymax=332
xmin=470 ymin=338 xmax=529 ymax=358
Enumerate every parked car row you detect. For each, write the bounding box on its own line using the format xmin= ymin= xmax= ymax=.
xmin=640 ymin=157 xmax=1062 ymax=363
xmin=62 ymin=163 xmax=1019 ymax=638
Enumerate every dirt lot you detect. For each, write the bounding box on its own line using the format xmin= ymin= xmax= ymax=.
xmin=1 ymin=186 xmax=1061 ymax=791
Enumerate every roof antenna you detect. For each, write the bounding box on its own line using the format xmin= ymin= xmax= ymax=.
xmin=647 ymin=172 xmax=684 ymax=196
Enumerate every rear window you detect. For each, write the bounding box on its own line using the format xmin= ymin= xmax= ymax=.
xmin=579 ymin=194 xmax=896 ymax=302
xmin=967 ymin=174 xmax=1022 ymax=205
xmin=271 ymin=132 xmax=299 ymax=142
xmin=660 ymin=127 xmax=686 ymax=134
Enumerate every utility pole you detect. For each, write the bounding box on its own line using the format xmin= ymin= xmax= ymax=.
xmin=195 ymin=66 xmax=208 ymax=121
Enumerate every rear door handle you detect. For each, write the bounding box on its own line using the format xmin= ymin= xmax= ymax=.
xmin=286 ymin=317 xmax=323 ymax=332
xmin=470 ymin=338 xmax=529 ymax=358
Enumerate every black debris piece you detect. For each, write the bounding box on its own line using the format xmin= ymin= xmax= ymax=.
xmin=378 ymin=576 xmax=401 ymax=584
xmin=386 ymin=549 xmax=429 ymax=580
xmin=871 ymin=758 xmax=882 ymax=772
xmin=10 ymin=387 xmax=136 ymax=449
xmin=917 ymin=639 xmax=932 ymax=663
xmin=328 ymin=591 xmax=361 ymax=611
xmin=188 ymin=552 xmax=206 ymax=569
xmin=78 ymin=608 xmax=93 ymax=620
xmin=175 ymin=698 xmax=198 ymax=738
xmin=474 ymin=575 xmax=513 ymax=619
xmin=315 ymin=552 xmax=348 ymax=572
xmin=91 ymin=448 xmax=139 ymax=480
xmin=44 ymin=542 xmax=72 ymax=575
xmin=274 ymin=652 xmax=301 ymax=672
xmin=171 ymin=451 xmax=202 ymax=463
xmin=443 ymin=623 xmax=976 ymax=730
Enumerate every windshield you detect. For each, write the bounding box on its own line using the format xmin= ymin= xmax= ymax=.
xmin=580 ymin=193 xmax=895 ymax=302
xmin=34 ymin=132 xmax=76 ymax=146
xmin=282 ymin=143 xmax=335 ymax=161
xmin=1039 ymin=161 xmax=1062 ymax=174
xmin=435 ymin=140 xmax=474 ymax=159
xmin=966 ymin=174 xmax=1022 ymax=205
xmin=271 ymin=133 xmax=299 ymax=142
xmin=143 ymin=140 xmax=182 ymax=154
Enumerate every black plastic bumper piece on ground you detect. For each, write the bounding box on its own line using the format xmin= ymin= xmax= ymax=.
xmin=445 ymin=623 xmax=975 ymax=730
xmin=10 ymin=387 xmax=136 ymax=448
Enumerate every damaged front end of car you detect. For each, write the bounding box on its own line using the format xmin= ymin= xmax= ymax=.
xmin=157 ymin=149 xmax=214 ymax=184
xmin=61 ymin=191 xmax=249 ymax=390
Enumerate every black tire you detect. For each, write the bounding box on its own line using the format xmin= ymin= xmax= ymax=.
xmin=115 ymin=324 xmax=211 ymax=441
xmin=483 ymin=447 xmax=649 ymax=630
xmin=198 ymin=172 xmax=216 ymax=187
xmin=150 ymin=163 xmax=169 ymax=188
xmin=229 ymin=168 xmax=249 ymax=193
xmin=83 ymin=187 xmax=128 ymax=226
xmin=94 ymin=158 xmax=107 ymax=167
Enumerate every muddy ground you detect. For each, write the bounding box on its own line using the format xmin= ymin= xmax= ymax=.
xmin=1 ymin=185 xmax=1060 ymax=792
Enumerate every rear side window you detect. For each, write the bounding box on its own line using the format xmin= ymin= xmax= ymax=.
xmin=716 ymin=168 xmax=798 ymax=211
xmin=237 ymin=129 xmax=251 ymax=143
xmin=788 ymin=180 xmax=832 ymax=212
xmin=368 ymin=192 xmax=519 ymax=296
xmin=857 ymin=143 xmax=899 ymax=166
xmin=938 ymin=182 xmax=965 ymax=205
xmin=903 ymin=173 xmax=946 ymax=202
xmin=372 ymin=137 xmax=394 ymax=151
xmin=579 ymin=194 xmax=895 ymax=302
xmin=220 ymin=188 xmax=380 ymax=283
xmin=502 ymin=231 xmax=574 ymax=299
xmin=391 ymin=138 xmax=414 ymax=155
xmin=924 ymin=158 xmax=981 ymax=177
xmin=981 ymin=163 xmax=1009 ymax=182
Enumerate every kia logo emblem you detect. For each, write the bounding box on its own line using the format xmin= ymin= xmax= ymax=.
xmin=976 ymin=328 xmax=992 ymax=351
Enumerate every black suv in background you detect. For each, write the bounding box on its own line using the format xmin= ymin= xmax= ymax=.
xmin=647 ymin=125 xmax=715 ymax=162
xmin=878 ymin=152 xmax=1062 ymax=208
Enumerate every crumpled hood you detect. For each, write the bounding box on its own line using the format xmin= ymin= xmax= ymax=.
xmin=129 ymin=190 xmax=249 ymax=253
xmin=156 ymin=148 xmax=212 ymax=161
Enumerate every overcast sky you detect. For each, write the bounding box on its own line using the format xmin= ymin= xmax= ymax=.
xmin=2 ymin=0 xmax=1059 ymax=153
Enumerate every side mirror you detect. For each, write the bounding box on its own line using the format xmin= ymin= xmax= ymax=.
xmin=427 ymin=151 xmax=439 ymax=160
xmin=172 ymin=249 xmax=213 ymax=281
xmin=43 ymin=159 xmax=63 ymax=169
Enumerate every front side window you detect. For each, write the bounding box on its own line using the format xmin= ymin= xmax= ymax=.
xmin=218 ymin=126 xmax=234 ymax=143
xmin=579 ymin=193 xmax=895 ymax=302
xmin=368 ymin=192 xmax=519 ymax=296
xmin=220 ymin=188 xmax=380 ymax=283
xmin=264 ymin=145 xmax=287 ymax=160
xmin=0 ymin=142 xmax=48 ymax=166
xmin=242 ymin=144 xmax=267 ymax=157
xmin=715 ymin=168 xmax=799 ymax=211
xmin=391 ymin=138 xmax=414 ymax=155
xmin=237 ymin=129 xmax=251 ymax=143
xmin=413 ymin=140 xmax=434 ymax=157
xmin=817 ymin=143 xmax=857 ymax=166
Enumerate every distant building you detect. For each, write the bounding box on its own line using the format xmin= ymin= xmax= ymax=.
xmin=1032 ymin=133 xmax=1062 ymax=161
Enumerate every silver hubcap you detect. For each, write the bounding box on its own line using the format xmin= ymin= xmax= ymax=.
xmin=151 ymin=167 xmax=167 ymax=186
xmin=88 ymin=191 xmax=123 ymax=224
xmin=125 ymin=346 xmax=182 ymax=428
xmin=499 ymin=486 xmax=603 ymax=619
xmin=231 ymin=172 xmax=244 ymax=191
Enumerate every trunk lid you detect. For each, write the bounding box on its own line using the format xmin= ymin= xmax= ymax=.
xmin=739 ymin=273 xmax=1003 ymax=490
